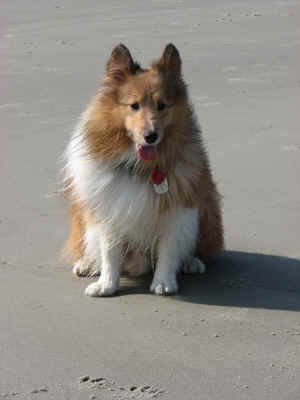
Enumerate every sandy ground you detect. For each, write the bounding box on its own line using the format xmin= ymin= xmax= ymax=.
xmin=1 ymin=0 xmax=300 ymax=399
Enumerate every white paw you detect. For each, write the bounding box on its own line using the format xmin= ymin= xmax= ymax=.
xmin=84 ymin=280 xmax=117 ymax=297
xmin=72 ymin=260 xmax=100 ymax=277
xmin=181 ymin=257 xmax=206 ymax=275
xmin=150 ymin=278 xmax=178 ymax=295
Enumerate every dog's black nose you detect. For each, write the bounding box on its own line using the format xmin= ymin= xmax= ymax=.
xmin=144 ymin=131 xmax=158 ymax=144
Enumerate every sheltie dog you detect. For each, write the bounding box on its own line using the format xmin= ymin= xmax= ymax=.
xmin=63 ymin=43 xmax=223 ymax=296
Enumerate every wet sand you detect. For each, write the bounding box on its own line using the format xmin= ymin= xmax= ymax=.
xmin=1 ymin=0 xmax=300 ymax=399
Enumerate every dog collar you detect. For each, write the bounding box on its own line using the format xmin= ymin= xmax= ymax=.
xmin=115 ymin=162 xmax=168 ymax=195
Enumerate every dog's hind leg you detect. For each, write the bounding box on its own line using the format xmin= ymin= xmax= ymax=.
xmin=66 ymin=202 xmax=102 ymax=277
xmin=196 ymin=184 xmax=224 ymax=263
xmin=72 ymin=223 xmax=102 ymax=277
xmin=64 ymin=200 xmax=85 ymax=269
xmin=181 ymin=257 xmax=206 ymax=274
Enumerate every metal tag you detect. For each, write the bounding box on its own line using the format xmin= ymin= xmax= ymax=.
xmin=153 ymin=178 xmax=168 ymax=195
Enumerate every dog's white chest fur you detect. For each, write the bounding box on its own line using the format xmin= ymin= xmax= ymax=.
xmin=67 ymin=135 xmax=162 ymax=248
xmin=93 ymin=168 xmax=161 ymax=247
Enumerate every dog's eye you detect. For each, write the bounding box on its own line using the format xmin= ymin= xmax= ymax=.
xmin=157 ymin=102 xmax=166 ymax=111
xmin=131 ymin=103 xmax=140 ymax=111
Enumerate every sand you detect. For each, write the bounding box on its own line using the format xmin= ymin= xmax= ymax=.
xmin=1 ymin=0 xmax=300 ymax=399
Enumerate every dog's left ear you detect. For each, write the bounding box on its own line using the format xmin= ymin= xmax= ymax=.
xmin=156 ymin=43 xmax=181 ymax=76
xmin=106 ymin=44 xmax=138 ymax=83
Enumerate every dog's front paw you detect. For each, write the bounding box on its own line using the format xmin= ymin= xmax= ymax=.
xmin=181 ymin=257 xmax=206 ymax=274
xmin=85 ymin=280 xmax=117 ymax=297
xmin=150 ymin=278 xmax=178 ymax=295
xmin=72 ymin=259 xmax=100 ymax=277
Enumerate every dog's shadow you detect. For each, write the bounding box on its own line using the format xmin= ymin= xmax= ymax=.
xmin=119 ymin=251 xmax=300 ymax=311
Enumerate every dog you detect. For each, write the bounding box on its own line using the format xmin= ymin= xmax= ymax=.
xmin=63 ymin=43 xmax=224 ymax=296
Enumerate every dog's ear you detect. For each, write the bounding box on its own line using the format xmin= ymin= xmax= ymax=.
xmin=106 ymin=44 xmax=138 ymax=83
xmin=156 ymin=43 xmax=181 ymax=76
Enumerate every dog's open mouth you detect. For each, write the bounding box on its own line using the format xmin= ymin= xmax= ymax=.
xmin=137 ymin=145 xmax=157 ymax=162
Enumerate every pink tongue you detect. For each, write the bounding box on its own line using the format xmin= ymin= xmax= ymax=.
xmin=138 ymin=145 xmax=157 ymax=161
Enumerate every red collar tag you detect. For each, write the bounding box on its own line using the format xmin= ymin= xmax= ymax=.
xmin=149 ymin=169 xmax=168 ymax=195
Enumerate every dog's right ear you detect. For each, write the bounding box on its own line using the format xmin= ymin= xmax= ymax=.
xmin=106 ymin=44 xmax=138 ymax=83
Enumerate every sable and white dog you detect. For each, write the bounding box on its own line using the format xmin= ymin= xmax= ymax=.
xmin=64 ymin=44 xmax=224 ymax=297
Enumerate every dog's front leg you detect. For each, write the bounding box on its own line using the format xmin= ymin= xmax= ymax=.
xmin=150 ymin=208 xmax=198 ymax=295
xmin=85 ymin=233 xmax=123 ymax=297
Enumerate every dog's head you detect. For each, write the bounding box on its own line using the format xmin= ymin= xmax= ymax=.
xmin=102 ymin=44 xmax=188 ymax=162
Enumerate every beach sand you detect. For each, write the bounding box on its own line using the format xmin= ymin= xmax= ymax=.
xmin=1 ymin=1 xmax=300 ymax=398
